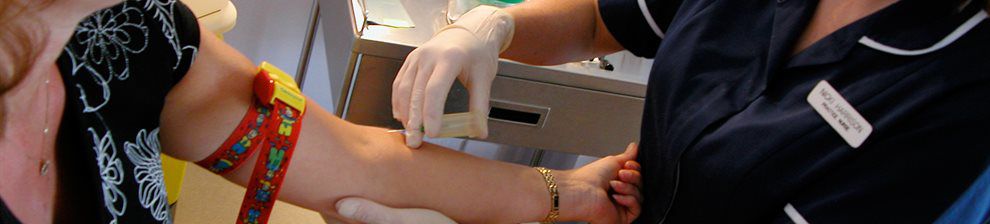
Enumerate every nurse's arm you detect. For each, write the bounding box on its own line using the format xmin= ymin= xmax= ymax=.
xmin=157 ymin=25 xmax=639 ymax=223
xmin=500 ymin=0 xmax=625 ymax=65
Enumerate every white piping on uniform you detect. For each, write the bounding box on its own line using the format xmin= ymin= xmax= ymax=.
xmin=637 ymin=0 xmax=666 ymax=39
xmin=784 ymin=203 xmax=811 ymax=224
xmin=858 ymin=10 xmax=987 ymax=56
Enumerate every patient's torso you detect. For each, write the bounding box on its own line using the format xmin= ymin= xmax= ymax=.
xmin=0 ymin=1 xmax=201 ymax=223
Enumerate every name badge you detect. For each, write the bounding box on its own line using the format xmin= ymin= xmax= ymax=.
xmin=807 ymin=81 xmax=873 ymax=148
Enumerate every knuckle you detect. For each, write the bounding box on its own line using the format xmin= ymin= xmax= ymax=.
xmin=425 ymin=79 xmax=450 ymax=90
xmin=409 ymin=47 xmax=425 ymax=57
xmin=440 ymin=46 xmax=469 ymax=57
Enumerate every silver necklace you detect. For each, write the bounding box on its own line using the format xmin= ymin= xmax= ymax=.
xmin=39 ymin=73 xmax=52 ymax=176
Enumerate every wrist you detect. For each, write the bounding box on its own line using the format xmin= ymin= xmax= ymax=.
xmin=553 ymin=170 xmax=593 ymax=221
xmin=527 ymin=167 xmax=603 ymax=222
xmin=451 ymin=5 xmax=515 ymax=53
xmin=529 ymin=169 xmax=593 ymax=222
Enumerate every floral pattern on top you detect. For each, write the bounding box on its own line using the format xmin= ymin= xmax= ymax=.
xmin=89 ymin=128 xmax=128 ymax=224
xmin=125 ymin=128 xmax=170 ymax=224
xmin=57 ymin=0 xmax=199 ymax=223
xmin=64 ymin=3 xmax=149 ymax=113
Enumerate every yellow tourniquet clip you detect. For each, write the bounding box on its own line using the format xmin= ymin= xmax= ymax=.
xmin=256 ymin=61 xmax=306 ymax=113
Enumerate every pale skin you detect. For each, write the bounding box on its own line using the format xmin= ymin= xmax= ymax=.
xmin=0 ymin=0 xmax=641 ymax=224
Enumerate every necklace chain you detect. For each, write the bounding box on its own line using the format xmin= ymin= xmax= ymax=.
xmin=40 ymin=74 xmax=52 ymax=176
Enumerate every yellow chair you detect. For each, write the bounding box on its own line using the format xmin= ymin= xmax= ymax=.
xmin=160 ymin=154 xmax=188 ymax=205
xmin=164 ymin=0 xmax=238 ymax=206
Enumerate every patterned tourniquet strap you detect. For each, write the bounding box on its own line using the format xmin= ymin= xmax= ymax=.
xmin=195 ymin=62 xmax=306 ymax=224
xmin=195 ymin=103 xmax=269 ymax=175
xmin=238 ymin=97 xmax=303 ymax=224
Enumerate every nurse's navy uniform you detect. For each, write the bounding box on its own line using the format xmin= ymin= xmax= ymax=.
xmin=598 ymin=0 xmax=990 ymax=222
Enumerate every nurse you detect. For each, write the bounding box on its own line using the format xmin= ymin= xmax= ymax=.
xmin=378 ymin=0 xmax=990 ymax=222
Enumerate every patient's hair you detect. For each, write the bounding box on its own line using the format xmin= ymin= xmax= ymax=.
xmin=0 ymin=0 xmax=50 ymax=133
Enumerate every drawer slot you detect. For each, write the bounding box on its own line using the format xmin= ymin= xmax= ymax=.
xmin=490 ymin=107 xmax=540 ymax=125
xmin=488 ymin=100 xmax=549 ymax=128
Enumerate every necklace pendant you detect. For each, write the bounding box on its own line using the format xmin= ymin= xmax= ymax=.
xmin=40 ymin=160 xmax=51 ymax=176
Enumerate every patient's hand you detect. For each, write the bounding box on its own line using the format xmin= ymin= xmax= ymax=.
xmin=561 ymin=142 xmax=642 ymax=223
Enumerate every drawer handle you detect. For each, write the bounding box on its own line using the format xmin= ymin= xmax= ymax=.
xmin=488 ymin=100 xmax=550 ymax=128
xmin=490 ymin=107 xmax=541 ymax=125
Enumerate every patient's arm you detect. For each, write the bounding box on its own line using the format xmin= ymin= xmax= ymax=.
xmin=159 ymin=25 xmax=639 ymax=223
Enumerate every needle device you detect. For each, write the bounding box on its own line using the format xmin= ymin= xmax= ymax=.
xmin=387 ymin=112 xmax=480 ymax=138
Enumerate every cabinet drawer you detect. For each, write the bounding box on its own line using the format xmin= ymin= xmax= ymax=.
xmin=486 ymin=76 xmax=643 ymax=157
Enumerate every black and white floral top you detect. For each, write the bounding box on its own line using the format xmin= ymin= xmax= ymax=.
xmin=43 ymin=0 xmax=197 ymax=223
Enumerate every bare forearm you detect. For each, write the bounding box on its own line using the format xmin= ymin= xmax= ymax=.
xmin=230 ymin=110 xmax=554 ymax=223
xmin=500 ymin=0 xmax=623 ymax=65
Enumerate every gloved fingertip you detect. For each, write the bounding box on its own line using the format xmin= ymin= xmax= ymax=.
xmin=405 ymin=131 xmax=423 ymax=148
xmin=336 ymin=198 xmax=361 ymax=219
xmin=425 ymin=131 xmax=439 ymax=139
xmin=406 ymin=141 xmax=422 ymax=149
xmin=423 ymin=122 xmax=440 ymax=139
xmin=476 ymin=128 xmax=488 ymax=139
xmin=471 ymin=114 xmax=489 ymax=139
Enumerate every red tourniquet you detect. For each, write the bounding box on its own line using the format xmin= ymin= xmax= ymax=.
xmin=196 ymin=65 xmax=305 ymax=224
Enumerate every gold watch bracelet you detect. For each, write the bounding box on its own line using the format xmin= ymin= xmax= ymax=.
xmin=535 ymin=167 xmax=559 ymax=223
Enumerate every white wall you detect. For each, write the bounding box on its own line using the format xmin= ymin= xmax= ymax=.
xmin=223 ymin=0 xmax=336 ymax=111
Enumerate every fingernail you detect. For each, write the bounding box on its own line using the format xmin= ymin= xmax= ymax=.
xmin=610 ymin=180 xmax=622 ymax=188
xmin=626 ymin=161 xmax=640 ymax=170
xmin=612 ymin=194 xmax=625 ymax=201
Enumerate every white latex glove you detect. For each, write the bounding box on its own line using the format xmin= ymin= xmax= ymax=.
xmin=392 ymin=5 xmax=515 ymax=148
xmin=336 ymin=197 xmax=457 ymax=224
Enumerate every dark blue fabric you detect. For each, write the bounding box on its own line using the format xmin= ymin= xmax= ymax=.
xmin=597 ymin=0 xmax=683 ymax=57
xmin=598 ymin=0 xmax=990 ymax=223
xmin=936 ymin=165 xmax=990 ymax=224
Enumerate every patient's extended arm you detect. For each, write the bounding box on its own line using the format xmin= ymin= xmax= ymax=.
xmin=158 ymin=25 xmax=640 ymax=223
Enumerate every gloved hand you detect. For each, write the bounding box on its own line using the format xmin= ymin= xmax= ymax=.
xmin=392 ymin=5 xmax=515 ymax=148
xmin=336 ymin=197 xmax=457 ymax=224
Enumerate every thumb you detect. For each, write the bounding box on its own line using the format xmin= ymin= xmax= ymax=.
xmin=336 ymin=197 xmax=398 ymax=224
xmin=617 ymin=142 xmax=638 ymax=161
